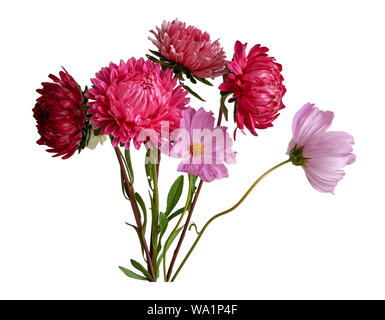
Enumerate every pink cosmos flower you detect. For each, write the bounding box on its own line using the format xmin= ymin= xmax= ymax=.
xmin=287 ymin=103 xmax=356 ymax=193
xmin=162 ymin=107 xmax=236 ymax=182
xmin=86 ymin=58 xmax=189 ymax=149
xmin=149 ymin=19 xmax=226 ymax=79
xmin=219 ymin=41 xmax=286 ymax=138
xmin=33 ymin=68 xmax=86 ymax=159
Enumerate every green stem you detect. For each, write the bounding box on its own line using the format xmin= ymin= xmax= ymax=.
xmin=151 ymin=160 xmax=160 ymax=268
xmin=114 ymin=147 xmax=156 ymax=281
xmin=163 ymin=175 xmax=194 ymax=281
xmin=171 ymin=159 xmax=291 ymax=282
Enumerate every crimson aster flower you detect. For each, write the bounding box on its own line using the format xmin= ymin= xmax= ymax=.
xmin=33 ymin=68 xmax=86 ymax=159
xmin=162 ymin=107 xmax=236 ymax=182
xmin=287 ymin=103 xmax=356 ymax=193
xmin=86 ymin=58 xmax=189 ymax=149
xmin=149 ymin=19 xmax=226 ymax=79
xmin=219 ymin=41 xmax=286 ymax=138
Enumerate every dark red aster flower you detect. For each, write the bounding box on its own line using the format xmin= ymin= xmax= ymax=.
xmin=33 ymin=68 xmax=86 ymax=159
xmin=219 ymin=41 xmax=286 ymax=138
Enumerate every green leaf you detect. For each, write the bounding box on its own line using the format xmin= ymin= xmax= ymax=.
xmin=148 ymin=49 xmax=163 ymax=58
xmin=146 ymin=54 xmax=160 ymax=63
xmin=135 ymin=192 xmax=147 ymax=236
xmin=131 ymin=259 xmax=153 ymax=281
xmin=119 ymin=266 xmax=148 ymax=281
xmin=156 ymin=226 xmax=184 ymax=268
xmin=167 ymin=208 xmax=185 ymax=222
xmin=182 ymin=85 xmax=205 ymax=102
xmin=120 ymin=170 xmax=130 ymax=200
xmin=124 ymin=149 xmax=134 ymax=183
xmin=196 ymin=77 xmax=213 ymax=86
xmin=220 ymin=94 xmax=229 ymax=121
xmin=159 ymin=212 xmax=168 ymax=238
xmin=145 ymin=149 xmax=155 ymax=191
xmin=125 ymin=223 xmax=145 ymax=259
xmin=166 ymin=175 xmax=184 ymax=215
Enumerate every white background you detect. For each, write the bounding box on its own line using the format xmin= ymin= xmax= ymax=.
xmin=0 ymin=0 xmax=384 ymax=299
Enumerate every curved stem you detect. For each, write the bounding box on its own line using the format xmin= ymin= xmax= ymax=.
xmin=166 ymin=179 xmax=203 ymax=281
xmin=171 ymin=159 xmax=291 ymax=282
xmin=163 ymin=175 xmax=194 ymax=281
xmin=165 ymin=101 xmax=224 ymax=281
xmin=114 ymin=147 xmax=156 ymax=281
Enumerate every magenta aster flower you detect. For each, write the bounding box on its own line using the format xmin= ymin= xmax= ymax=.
xmin=149 ymin=19 xmax=226 ymax=79
xmin=287 ymin=103 xmax=356 ymax=193
xmin=33 ymin=68 xmax=86 ymax=159
xmin=219 ymin=41 xmax=286 ymax=138
xmin=86 ymin=58 xmax=189 ymax=149
xmin=162 ymin=107 xmax=236 ymax=182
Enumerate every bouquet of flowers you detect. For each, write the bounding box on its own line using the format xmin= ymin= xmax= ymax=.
xmin=33 ymin=19 xmax=356 ymax=282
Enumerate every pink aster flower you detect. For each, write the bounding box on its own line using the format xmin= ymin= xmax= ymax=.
xmin=149 ymin=19 xmax=226 ymax=79
xmin=162 ymin=107 xmax=236 ymax=182
xmin=287 ymin=103 xmax=356 ymax=193
xmin=33 ymin=68 xmax=86 ymax=159
xmin=219 ymin=41 xmax=286 ymax=138
xmin=86 ymin=58 xmax=189 ymax=149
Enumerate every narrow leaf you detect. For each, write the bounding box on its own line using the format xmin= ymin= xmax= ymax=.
xmin=120 ymin=170 xmax=130 ymax=200
xmin=167 ymin=208 xmax=185 ymax=222
xmin=148 ymin=49 xmax=163 ymax=58
xmin=166 ymin=175 xmax=184 ymax=215
xmin=220 ymin=94 xmax=229 ymax=121
xmin=196 ymin=77 xmax=213 ymax=86
xmin=125 ymin=223 xmax=145 ymax=259
xmin=124 ymin=149 xmax=134 ymax=183
xmin=159 ymin=212 xmax=169 ymax=238
xmin=156 ymin=226 xmax=184 ymax=267
xmin=182 ymin=85 xmax=205 ymax=102
xmin=131 ymin=259 xmax=153 ymax=281
xmin=135 ymin=192 xmax=147 ymax=235
xmin=145 ymin=149 xmax=155 ymax=191
xmin=119 ymin=266 xmax=147 ymax=281
xmin=146 ymin=54 xmax=160 ymax=63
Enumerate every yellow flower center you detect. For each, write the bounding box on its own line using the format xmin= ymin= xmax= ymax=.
xmin=190 ymin=142 xmax=204 ymax=156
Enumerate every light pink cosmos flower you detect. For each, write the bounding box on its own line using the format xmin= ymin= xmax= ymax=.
xmin=86 ymin=58 xmax=189 ymax=149
xmin=149 ymin=19 xmax=226 ymax=79
xmin=162 ymin=107 xmax=236 ymax=182
xmin=287 ymin=103 xmax=356 ymax=193
xmin=219 ymin=41 xmax=286 ymax=138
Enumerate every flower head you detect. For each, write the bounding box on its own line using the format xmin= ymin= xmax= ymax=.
xmin=220 ymin=41 xmax=286 ymax=138
xmin=86 ymin=58 xmax=189 ymax=149
xmin=162 ymin=107 xmax=236 ymax=182
xmin=33 ymin=68 xmax=86 ymax=159
xmin=149 ymin=19 xmax=226 ymax=79
xmin=287 ymin=103 xmax=356 ymax=193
